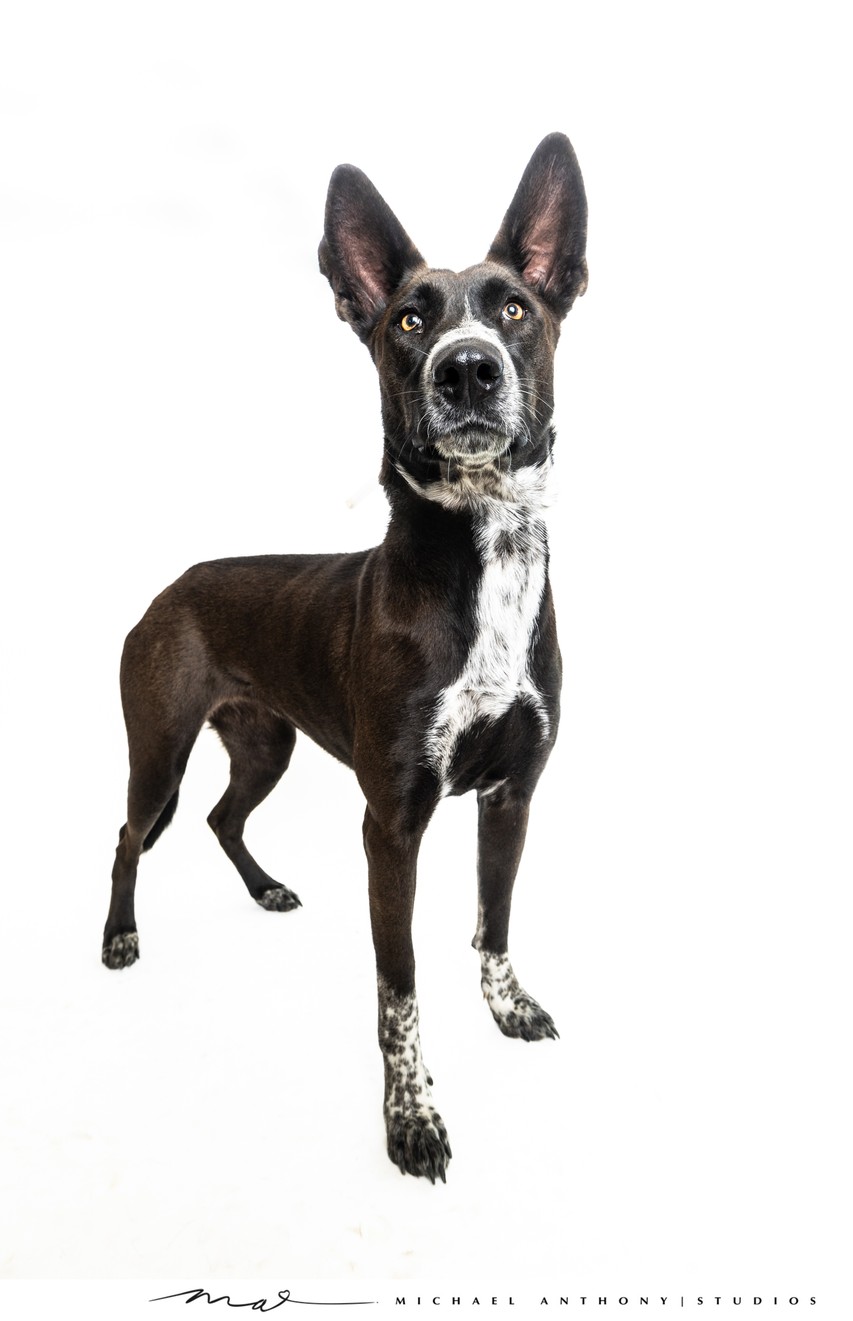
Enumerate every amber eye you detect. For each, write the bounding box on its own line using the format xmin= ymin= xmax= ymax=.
xmin=400 ymin=311 xmax=423 ymax=332
xmin=502 ymin=301 xmax=525 ymax=322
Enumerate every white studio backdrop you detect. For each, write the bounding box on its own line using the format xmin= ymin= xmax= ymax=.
xmin=1 ymin=0 xmax=850 ymax=1312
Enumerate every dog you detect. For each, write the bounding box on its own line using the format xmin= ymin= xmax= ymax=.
xmin=103 ymin=133 xmax=588 ymax=1182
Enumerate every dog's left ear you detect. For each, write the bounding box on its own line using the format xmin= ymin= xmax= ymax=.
xmin=319 ymin=164 xmax=425 ymax=343
xmin=486 ymin=132 xmax=588 ymax=318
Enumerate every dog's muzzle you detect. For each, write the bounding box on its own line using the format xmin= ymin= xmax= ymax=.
xmin=421 ymin=329 xmax=521 ymax=463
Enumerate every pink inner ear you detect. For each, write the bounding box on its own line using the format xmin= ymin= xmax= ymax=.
xmin=339 ymin=232 xmax=386 ymax=314
xmin=522 ymin=250 xmax=552 ymax=290
xmin=357 ymin=259 xmax=388 ymax=313
xmin=520 ymin=187 xmax=563 ymax=291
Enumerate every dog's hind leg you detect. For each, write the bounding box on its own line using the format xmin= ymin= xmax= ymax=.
xmin=207 ymin=701 xmax=301 ymax=912
xmin=103 ymin=607 xmax=215 ymax=969
xmin=103 ymin=726 xmax=203 ymax=969
xmin=473 ymin=782 xmax=558 ymax=1041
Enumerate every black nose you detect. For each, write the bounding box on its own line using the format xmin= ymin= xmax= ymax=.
xmin=431 ymin=340 xmax=504 ymax=407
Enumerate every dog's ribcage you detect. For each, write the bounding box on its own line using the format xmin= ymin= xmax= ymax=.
xmin=424 ymin=479 xmax=551 ymax=791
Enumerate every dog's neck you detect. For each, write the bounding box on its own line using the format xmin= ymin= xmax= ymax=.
xmin=385 ymin=442 xmax=554 ymax=519
xmin=380 ymin=451 xmax=554 ymax=597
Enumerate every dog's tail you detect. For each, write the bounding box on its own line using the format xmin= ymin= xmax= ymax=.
xmin=140 ymin=790 xmax=180 ymax=853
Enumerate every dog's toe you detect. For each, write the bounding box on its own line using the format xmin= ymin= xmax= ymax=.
xmin=256 ymin=885 xmax=302 ymax=912
xmin=494 ymin=998 xmax=559 ymax=1042
xmin=102 ymin=932 xmax=140 ymax=970
xmin=386 ymin=1108 xmax=452 ymax=1183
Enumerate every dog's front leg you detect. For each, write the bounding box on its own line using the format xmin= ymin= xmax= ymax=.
xmin=363 ymin=807 xmax=452 ymax=1183
xmin=474 ymin=783 xmax=559 ymax=1042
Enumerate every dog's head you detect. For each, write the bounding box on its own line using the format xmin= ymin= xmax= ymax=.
xmin=319 ymin=133 xmax=587 ymax=496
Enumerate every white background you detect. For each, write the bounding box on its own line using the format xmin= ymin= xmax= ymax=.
xmin=1 ymin=0 xmax=850 ymax=1312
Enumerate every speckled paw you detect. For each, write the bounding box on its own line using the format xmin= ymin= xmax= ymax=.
xmin=386 ymin=1108 xmax=452 ymax=1184
xmin=480 ymin=953 xmax=559 ymax=1041
xmin=102 ymin=932 xmax=140 ymax=970
xmin=256 ymin=886 xmax=302 ymax=912
xmin=492 ymin=995 xmax=559 ymax=1041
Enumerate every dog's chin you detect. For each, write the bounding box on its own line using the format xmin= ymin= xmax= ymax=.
xmin=441 ymin=449 xmax=504 ymax=470
xmin=430 ymin=429 xmax=511 ymax=468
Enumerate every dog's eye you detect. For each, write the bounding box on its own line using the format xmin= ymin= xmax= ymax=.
xmin=400 ymin=311 xmax=423 ymax=333
xmin=502 ymin=301 xmax=526 ymax=322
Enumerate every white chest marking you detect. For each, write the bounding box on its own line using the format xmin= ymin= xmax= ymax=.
xmin=424 ymin=494 xmax=550 ymax=792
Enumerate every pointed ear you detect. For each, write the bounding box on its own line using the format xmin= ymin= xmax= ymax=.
xmin=486 ymin=132 xmax=588 ymax=318
xmin=318 ymin=164 xmax=426 ymax=342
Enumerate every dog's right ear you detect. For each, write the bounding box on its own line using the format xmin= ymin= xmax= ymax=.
xmin=318 ymin=165 xmax=425 ymax=342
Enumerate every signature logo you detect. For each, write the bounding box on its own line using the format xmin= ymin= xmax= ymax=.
xmin=151 ymin=1288 xmax=376 ymax=1311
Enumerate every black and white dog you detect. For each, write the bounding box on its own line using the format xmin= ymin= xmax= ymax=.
xmin=103 ymin=133 xmax=588 ymax=1182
